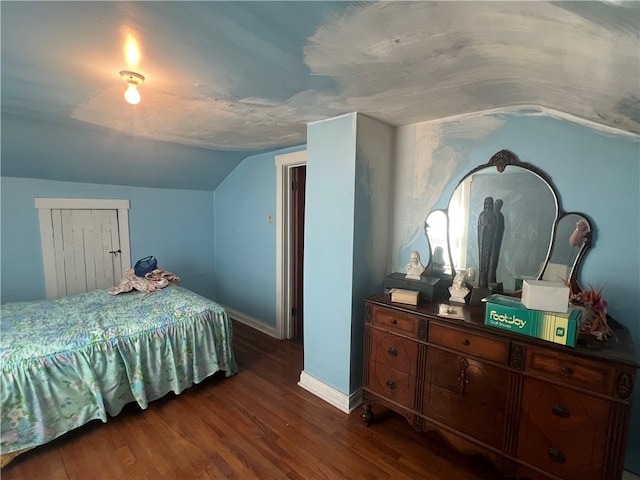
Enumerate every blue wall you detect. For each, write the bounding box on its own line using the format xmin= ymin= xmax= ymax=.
xmin=350 ymin=115 xmax=395 ymax=392
xmin=213 ymin=145 xmax=306 ymax=326
xmin=1 ymin=177 xmax=216 ymax=302
xmin=304 ymin=114 xmax=358 ymax=394
xmin=1 ymin=113 xmax=246 ymax=191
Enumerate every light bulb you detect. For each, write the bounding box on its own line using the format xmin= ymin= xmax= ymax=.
xmin=120 ymin=71 xmax=144 ymax=105
xmin=124 ymin=84 xmax=141 ymax=105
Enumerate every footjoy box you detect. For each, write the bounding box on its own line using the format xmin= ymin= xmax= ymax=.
xmin=483 ymin=294 xmax=581 ymax=347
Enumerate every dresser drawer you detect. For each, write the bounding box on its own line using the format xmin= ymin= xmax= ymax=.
xmin=428 ymin=322 xmax=510 ymax=364
xmin=371 ymin=329 xmax=418 ymax=376
xmin=422 ymin=347 xmax=510 ymax=449
xmin=368 ymin=362 xmax=416 ymax=409
xmin=518 ymin=377 xmax=610 ymax=480
xmin=525 ymin=346 xmax=616 ymax=395
xmin=370 ymin=304 xmax=420 ymax=338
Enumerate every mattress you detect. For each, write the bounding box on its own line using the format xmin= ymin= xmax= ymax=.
xmin=0 ymin=286 xmax=237 ymax=457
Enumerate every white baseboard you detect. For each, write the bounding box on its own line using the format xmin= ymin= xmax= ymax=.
xmin=223 ymin=312 xmax=363 ymax=414
xmin=223 ymin=306 xmax=278 ymax=338
xmin=298 ymin=370 xmax=362 ymax=414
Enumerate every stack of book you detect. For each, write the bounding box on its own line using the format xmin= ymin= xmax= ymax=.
xmin=389 ymin=288 xmax=419 ymax=306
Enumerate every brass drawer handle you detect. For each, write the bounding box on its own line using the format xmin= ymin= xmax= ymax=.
xmin=561 ymin=367 xmax=573 ymax=376
xmin=386 ymin=380 xmax=396 ymax=390
xmin=552 ymin=404 xmax=570 ymax=418
xmin=461 ymin=339 xmax=470 ymax=346
xmin=548 ymin=448 xmax=566 ymax=464
xmin=388 ymin=346 xmax=398 ymax=357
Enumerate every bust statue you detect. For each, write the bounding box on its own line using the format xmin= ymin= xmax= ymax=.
xmin=449 ymin=272 xmax=470 ymax=304
xmin=405 ymin=250 xmax=425 ymax=280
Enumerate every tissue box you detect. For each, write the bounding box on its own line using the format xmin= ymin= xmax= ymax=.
xmin=521 ymin=279 xmax=569 ymax=313
xmin=484 ymin=294 xmax=581 ymax=347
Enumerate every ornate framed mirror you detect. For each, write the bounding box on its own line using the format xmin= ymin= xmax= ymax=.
xmin=424 ymin=150 xmax=593 ymax=294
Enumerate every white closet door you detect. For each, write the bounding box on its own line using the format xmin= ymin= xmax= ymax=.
xmin=52 ymin=209 xmax=122 ymax=295
xmin=36 ymin=198 xmax=131 ymax=299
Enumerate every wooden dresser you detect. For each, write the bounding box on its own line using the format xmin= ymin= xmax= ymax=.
xmin=362 ymin=294 xmax=638 ymax=480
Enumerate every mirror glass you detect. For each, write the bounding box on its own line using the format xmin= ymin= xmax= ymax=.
xmin=425 ymin=210 xmax=452 ymax=276
xmin=544 ymin=213 xmax=591 ymax=284
xmin=448 ymin=166 xmax=557 ymax=292
xmin=425 ymin=150 xmax=593 ymax=294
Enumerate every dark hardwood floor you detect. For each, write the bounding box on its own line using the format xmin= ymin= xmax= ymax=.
xmin=2 ymin=320 xmax=504 ymax=480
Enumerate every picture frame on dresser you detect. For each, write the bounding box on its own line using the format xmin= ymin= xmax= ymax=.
xmin=437 ymin=304 xmax=464 ymax=320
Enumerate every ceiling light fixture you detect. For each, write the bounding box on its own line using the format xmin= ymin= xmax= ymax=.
xmin=119 ymin=70 xmax=145 ymax=105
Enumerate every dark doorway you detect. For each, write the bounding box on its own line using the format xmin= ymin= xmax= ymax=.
xmin=292 ymin=165 xmax=306 ymax=342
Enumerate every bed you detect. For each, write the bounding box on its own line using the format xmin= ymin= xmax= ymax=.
xmin=0 ymin=285 xmax=237 ymax=465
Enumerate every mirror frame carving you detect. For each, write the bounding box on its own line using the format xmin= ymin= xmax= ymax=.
xmin=425 ymin=149 xmax=593 ymax=293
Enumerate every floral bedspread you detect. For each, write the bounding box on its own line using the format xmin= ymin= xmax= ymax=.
xmin=0 ymin=286 xmax=238 ymax=455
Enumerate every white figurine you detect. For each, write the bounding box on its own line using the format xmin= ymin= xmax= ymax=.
xmin=449 ymin=271 xmax=470 ymax=304
xmin=405 ymin=250 xmax=425 ymax=280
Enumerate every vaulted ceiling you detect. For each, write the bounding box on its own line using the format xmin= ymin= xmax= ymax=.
xmin=1 ymin=1 xmax=638 ymax=190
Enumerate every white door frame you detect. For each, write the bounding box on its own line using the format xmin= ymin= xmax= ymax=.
xmin=35 ymin=198 xmax=131 ymax=299
xmin=275 ymin=150 xmax=307 ymax=339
